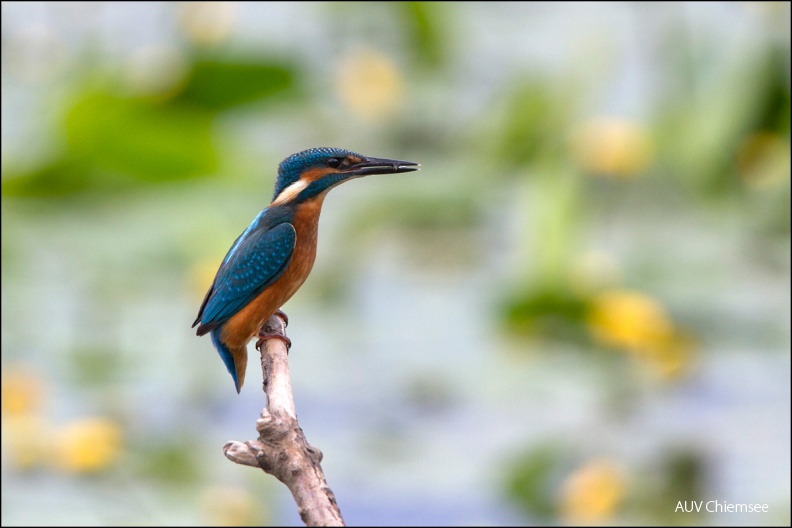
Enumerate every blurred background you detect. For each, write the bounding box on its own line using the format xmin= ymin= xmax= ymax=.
xmin=1 ymin=2 xmax=790 ymax=526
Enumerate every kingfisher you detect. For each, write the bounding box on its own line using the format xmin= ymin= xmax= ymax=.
xmin=193 ymin=147 xmax=420 ymax=392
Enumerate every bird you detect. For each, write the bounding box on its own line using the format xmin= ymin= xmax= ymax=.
xmin=193 ymin=147 xmax=420 ymax=392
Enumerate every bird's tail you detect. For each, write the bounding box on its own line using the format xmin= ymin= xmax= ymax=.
xmin=210 ymin=328 xmax=247 ymax=393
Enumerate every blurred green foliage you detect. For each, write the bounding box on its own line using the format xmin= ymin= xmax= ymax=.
xmin=504 ymin=443 xmax=563 ymax=520
xmin=506 ymin=443 xmax=708 ymax=524
xmin=174 ymin=57 xmax=299 ymax=110
xmin=136 ymin=442 xmax=204 ymax=485
xmin=488 ymin=78 xmax=577 ymax=171
xmin=67 ymin=91 xmax=217 ymax=179
xmin=398 ymin=2 xmax=448 ymax=69
xmin=2 ymin=55 xmax=300 ymax=197
xmin=501 ymin=287 xmax=589 ymax=342
xmin=657 ymin=40 xmax=791 ymax=198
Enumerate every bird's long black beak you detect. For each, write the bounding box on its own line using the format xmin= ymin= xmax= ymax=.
xmin=345 ymin=156 xmax=420 ymax=177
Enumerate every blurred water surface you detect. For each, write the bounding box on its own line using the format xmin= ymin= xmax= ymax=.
xmin=2 ymin=2 xmax=790 ymax=526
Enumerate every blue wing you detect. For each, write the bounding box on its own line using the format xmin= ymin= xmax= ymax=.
xmin=194 ymin=221 xmax=296 ymax=335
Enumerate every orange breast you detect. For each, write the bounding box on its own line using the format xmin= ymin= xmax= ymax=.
xmin=221 ymin=197 xmax=325 ymax=348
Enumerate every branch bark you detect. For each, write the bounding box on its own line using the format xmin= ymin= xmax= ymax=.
xmin=223 ymin=314 xmax=345 ymax=527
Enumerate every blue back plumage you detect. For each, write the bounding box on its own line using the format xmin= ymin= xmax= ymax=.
xmin=274 ymin=147 xmax=360 ymax=200
xmin=197 ymin=212 xmax=297 ymax=332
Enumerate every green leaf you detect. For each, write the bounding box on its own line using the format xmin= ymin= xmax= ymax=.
xmin=491 ymin=79 xmax=575 ymax=170
xmin=65 ymin=91 xmax=218 ymax=182
xmin=137 ymin=442 xmax=203 ymax=484
xmin=173 ymin=58 xmax=298 ymax=111
xmin=399 ymin=2 xmax=448 ymax=68
xmin=2 ymin=156 xmax=100 ymax=197
xmin=501 ymin=287 xmax=589 ymax=341
xmin=3 ymin=89 xmax=220 ymax=197
xmin=505 ymin=444 xmax=564 ymax=519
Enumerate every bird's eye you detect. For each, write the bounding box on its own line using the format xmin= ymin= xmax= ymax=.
xmin=327 ymin=158 xmax=342 ymax=169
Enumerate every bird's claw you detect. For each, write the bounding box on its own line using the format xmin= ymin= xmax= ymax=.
xmin=256 ymin=332 xmax=292 ymax=352
xmin=275 ymin=309 xmax=289 ymax=328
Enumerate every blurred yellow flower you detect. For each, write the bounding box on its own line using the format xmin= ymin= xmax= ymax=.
xmin=588 ymin=290 xmax=672 ymax=351
xmin=587 ymin=289 xmax=694 ymax=378
xmin=335 ymin=50 xmax=404 ymax=121
xmin=560 ymin=458 xmax=625 ymax=524
xmin=1 ymin=367 xmax=45 ymax=417
xmin=2 ymin=414 xmax=47 ymax=470
xmin=55 ymin=418 xmax=123 ymax=473
xmin=201 ymin=486 xmax=260 ymax=526
xmin=570 ymin=117 xmax=654 ymax=178
xmin=178 ymin=2 xmax=238 ymax=45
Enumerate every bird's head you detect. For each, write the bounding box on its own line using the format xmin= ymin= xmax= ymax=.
xmin=272 ymin=147 xmax=419 ymax=206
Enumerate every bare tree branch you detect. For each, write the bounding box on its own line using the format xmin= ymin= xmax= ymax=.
xmin=223 ymin=314 xmax=345 ymax=527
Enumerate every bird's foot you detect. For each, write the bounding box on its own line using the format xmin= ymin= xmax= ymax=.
xmin=275 ymin=309 xmax=289 ymax=328
xmin=256 ymin=332 xmax=291 ymax=352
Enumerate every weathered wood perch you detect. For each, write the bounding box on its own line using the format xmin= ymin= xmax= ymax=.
xmin=223 ymin=313 xmax=345 ymax=527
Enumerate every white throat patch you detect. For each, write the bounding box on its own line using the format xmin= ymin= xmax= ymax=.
xmin=271 ymin=179 xmax=309 ymax=206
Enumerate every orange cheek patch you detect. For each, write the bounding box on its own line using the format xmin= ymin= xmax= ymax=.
xmin=301 ymin=167 xmax=335 ymax=183
xmin=345 ymin=155 xmax=362 ymax=166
